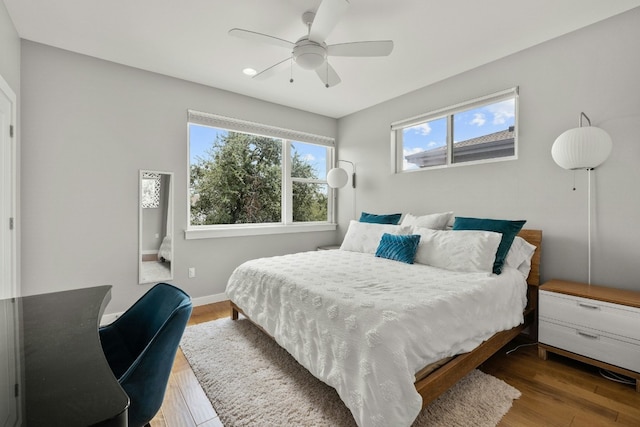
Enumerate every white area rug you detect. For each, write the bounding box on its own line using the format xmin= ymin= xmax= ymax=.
xmin=180 ymin=317 xmax=520 ymax=427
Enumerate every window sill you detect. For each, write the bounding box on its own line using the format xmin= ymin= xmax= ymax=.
xmin=184 ymin=222 xmax=337 ymax=240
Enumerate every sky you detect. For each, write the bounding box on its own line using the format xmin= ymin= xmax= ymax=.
xmin=402 ymin=98 xmax=516 ymax=170
xmin=190 ymin=98 xmax=514 ymax=175
xmin=189 ymin=123 xmax=328 ymax=179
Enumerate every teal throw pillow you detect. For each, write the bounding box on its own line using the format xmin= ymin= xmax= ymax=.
xmin=452 ymin=217 xmax=526 ymax=274
xmin=375 ymin=233 xmax=421 ymax=264
xmin=360 ymin=211 xmax=402 ymax=225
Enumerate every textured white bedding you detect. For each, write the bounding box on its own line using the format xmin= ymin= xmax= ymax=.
xmin=225 ymin=249 xmax=528 ymax=427
xmin=158 ymin=235 xmax=172 ymax=261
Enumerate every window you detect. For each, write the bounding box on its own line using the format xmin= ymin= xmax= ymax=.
xmin=141 ymin=172 xmax=161 ymax=208
xmin=392 ymin=87 xmax=518 ymax=172
xmin=187 ymin=110 xmax=335 ymax=238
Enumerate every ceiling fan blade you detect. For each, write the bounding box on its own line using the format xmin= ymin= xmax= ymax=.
xmin=328 ymin=40 xmax=394 ymax=57
xmin=228 ymin=28 xmax=294 ymax=50
xmin=253 ymin=58 xmax=291 ymax=81
xmin=315 ymin=63 xmax=342 ymax=88
xmin=308 ymin=0 xmax=349 ymax=43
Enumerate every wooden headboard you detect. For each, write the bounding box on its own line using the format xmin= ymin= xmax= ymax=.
xmin=518 ymin=229 xmax=542 ymax=286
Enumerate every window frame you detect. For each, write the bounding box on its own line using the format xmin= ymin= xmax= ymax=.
xmin=185 ymin=110 xmax=337 ymax=240
xmin=391 ymin=87 xmax=519 ymax=173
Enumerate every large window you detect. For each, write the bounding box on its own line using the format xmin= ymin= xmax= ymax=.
xmin=187 ymin=110 xmax=335 ymax=238
xmin=392 ymin=88 xmax=518 ymax=172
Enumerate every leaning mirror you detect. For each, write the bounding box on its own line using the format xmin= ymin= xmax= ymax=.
xmin=139 ymin=170 xmax=174 ymax=284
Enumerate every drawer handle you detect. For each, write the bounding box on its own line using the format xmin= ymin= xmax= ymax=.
xmin=577 ymin=302 xmax=600 ymax=310
xmin=577 ymin=330 xmax=599 ymax=340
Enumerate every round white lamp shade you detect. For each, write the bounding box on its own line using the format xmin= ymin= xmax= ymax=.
xmin=551 ymin=126 xmax=612 ymax=170
xmin=327 ymin=167 xmax=349 ymax=188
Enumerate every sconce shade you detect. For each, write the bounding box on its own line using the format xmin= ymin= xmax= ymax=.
xmin=551 ymin=126 xmax=612 ymax=170
xmin=327 ymin=167 xmax=349 ymax=188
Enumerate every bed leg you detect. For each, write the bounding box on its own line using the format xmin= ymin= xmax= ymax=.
xmin=538 ymin=345 xmax=548 ymax=360
xmin=231 ymin=305 xmax=239 ymax=320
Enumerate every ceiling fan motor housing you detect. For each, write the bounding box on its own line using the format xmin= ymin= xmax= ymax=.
xmin=293 ymin=39 xmax=327 ymax=70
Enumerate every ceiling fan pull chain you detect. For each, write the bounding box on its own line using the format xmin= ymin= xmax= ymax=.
xmin=290 ymin=57 xmax=294 ymax=83
xmin=325 ymin=61 xmax=329 ymax=88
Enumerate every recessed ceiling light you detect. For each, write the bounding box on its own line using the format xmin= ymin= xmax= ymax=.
xmin=242 ymin=68 xmax=257 ymax=76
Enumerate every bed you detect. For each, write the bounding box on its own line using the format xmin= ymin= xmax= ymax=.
xmin=226 ymin=220 xmax=541 ymax=427
xmin=158 ymin=234 xmax=172 ymax=262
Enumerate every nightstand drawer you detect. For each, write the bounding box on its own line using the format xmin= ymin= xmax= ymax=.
xmin=539 ymin=290 xmax=640 ymax=342
xmin=540 ymin=319 xmax=640 ymax=372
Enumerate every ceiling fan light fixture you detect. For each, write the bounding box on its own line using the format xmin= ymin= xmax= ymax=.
xmin=293 ymin=41 xmax=327 ymax=70
xmin=229 ymin=0 xmax=392 ymax=86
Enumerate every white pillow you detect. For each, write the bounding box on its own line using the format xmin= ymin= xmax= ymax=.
xmin=400 ymin=212 xmax=453 ymax=230
xmin=340 ymin=220 xmax=411 ymax=254
xmin=505 ymin=236 xmax=537 ymax=277
xmin=413 ymin=228 xmax=502 ymax=273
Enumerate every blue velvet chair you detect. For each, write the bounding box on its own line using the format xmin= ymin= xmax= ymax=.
xmin=100 ymin=283 xmax=193 ymax=427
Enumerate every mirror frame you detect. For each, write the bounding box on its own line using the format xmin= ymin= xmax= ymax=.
xmin=139 ymin=170 xmax=174 ymax=284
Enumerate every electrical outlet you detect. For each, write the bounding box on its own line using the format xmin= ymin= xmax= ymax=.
xmin=188 ymin=267 xmax=196 ymax=278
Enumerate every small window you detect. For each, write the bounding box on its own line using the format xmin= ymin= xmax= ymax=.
xmin=187 ymin=111 xmax=335 ymax=232
xmin=392 ymin=88 xmax=518 ymax=172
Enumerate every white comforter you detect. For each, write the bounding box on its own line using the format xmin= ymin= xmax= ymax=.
xmin=226 ymin=249 xmax=527 ymax=427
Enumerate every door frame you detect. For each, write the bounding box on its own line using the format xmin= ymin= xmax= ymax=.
xmin=0 ymin=73 xmax=18 ymax=298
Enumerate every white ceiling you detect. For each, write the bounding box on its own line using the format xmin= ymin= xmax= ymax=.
xmin=5 ymin=0 xmax=640 ymax=118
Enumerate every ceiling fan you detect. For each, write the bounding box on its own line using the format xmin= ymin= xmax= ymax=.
xmin=229 ymin=0 xmax=393 ymax=88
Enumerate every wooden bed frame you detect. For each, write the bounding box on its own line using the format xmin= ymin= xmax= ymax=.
xmin=230 ymin=229 xmax=542 ymax=410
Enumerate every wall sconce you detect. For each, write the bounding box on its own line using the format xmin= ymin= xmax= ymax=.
xmin=551 ymin=112 xmax=612 ymax=284
xmin=327 ymin=160 xmax=356 ymax=189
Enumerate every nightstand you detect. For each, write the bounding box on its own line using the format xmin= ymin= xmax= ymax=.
xmin=317 ymin=244 xmax=340 ymax=251
xmin=538 ymin=279 xmax=640 ymax=391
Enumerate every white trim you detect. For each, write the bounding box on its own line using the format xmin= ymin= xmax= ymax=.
xmin=0 ymin=73 xmax=18 ymax=298
xmin=188 ymin=110 xmax=335 ymax=147
xmin=100 ymin=291 xmax=230 ymax=325
xmin=192 ymin=292 xmax=229 ymax=306
xmin=283 ymin=141 xmax=293 ymax=223
xmin=185 ymin=222 xmax=336 ymax=239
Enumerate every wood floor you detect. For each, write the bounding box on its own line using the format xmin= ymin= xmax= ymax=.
xmin=151 ymin=301 xmax=640 ymax=426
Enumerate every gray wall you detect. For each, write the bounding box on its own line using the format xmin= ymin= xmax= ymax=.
xmin=0 ymin=1 xmax=19 ymax=92
xmin=337 ymin=8 xmax=640 ymax=291
xmin=16 ymin=7 xmax=640 ymax=315
xmin=20 ymin=41 xmax=338 ymax=312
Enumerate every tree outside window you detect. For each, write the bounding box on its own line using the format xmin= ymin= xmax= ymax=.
xmin=189 ymin=124 xmax=331 ymax=227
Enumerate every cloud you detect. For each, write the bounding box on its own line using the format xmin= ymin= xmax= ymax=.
xmin=302 ymin=153 xmax=316 ymax=162
xmin=402 ymin=146 xmax=424 ymax=170
xmin=408 ymin=123 xmax=432 ymax=136
xmin=470 ymin=113 xmax=486 ymax=126
xmin=487 ymin=99 xmax=515 ymax=125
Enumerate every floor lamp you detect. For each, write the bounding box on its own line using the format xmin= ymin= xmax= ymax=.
xmin=551 ymin=112 xmax=612 ymax=284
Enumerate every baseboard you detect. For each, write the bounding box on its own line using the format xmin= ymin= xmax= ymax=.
xmin=191 ymin=292 xmax=228 ymax=306
xmin=100 ymin=291 xmax=228 ymax=326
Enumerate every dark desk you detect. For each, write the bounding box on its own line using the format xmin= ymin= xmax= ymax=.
xmin=1 ymin=286 xmax=129 ymax=426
